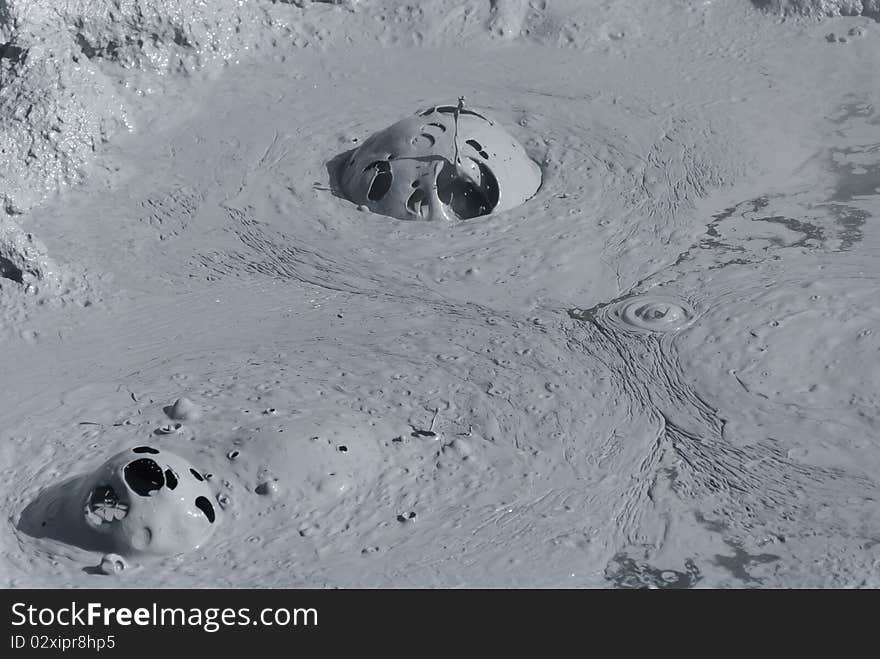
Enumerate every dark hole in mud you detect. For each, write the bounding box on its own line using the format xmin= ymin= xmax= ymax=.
xmin=124 ymin=459 xmax=165 ymax=496
xmin=436 ymin=159 xmax=499 ymax=219
xmin=406 ymin=188 xmax=427 ymax=216
xmin=195 ymin=496 xmax=215 ymax=523
xmin=426 ymin=122 xmax=446 ymax=132
xmin=132 ymin=446 xmax=160 ymax=454
xmin=417 ymin=133 xmax=436 ymax=146
xmin=435 ymin=106 xmax=492 ymax=123
xmin=466 ymin=138 xmax=490 ymax=159
xmin=411 ymin=429 xmax=436 ymax=438
xmin=411 ymin=180 xmax=420 ymax=188
xmin=164 ymin=469 xmax=178 ymax=490
xmin=0 ymin=42 xmax=26 ymax=63
xmin=0 ymin=256 xmax=24 ymax=283
xmin=337 ymin=445 xmax=348 ymax=453
xmin=190 ymin=468 xmax=204 ymax=481
xmin=366 ymin=161 xmax=393 ymax=201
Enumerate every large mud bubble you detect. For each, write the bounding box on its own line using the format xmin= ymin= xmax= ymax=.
xmin=18 ymin=446 xmax=218 ymax=556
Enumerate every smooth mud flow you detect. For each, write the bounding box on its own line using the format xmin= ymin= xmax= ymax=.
xmin=1 ymin=1 xmax=879 ymax=588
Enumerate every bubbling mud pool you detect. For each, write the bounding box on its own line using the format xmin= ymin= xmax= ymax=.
xmin=1 ymin=1 xmax=880 ymax=588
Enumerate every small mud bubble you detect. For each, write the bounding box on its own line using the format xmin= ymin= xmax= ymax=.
xmin=164 ymin=397 xmax=201 ymax=421
xmin=607 ymin=296 xmax=694 ymax=334
xmin=98 ymin=553 xmax=128 ymax=575
xmin=255 ymin=479 xmax=282 ymax=497
xmin=338 ymin=101 xmax=541 ymax=221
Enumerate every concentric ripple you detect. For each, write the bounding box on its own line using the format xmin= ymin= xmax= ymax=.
xmin=605 ymin=296 xmax=695 ymax=334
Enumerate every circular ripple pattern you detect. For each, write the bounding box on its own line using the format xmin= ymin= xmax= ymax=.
xmin=605 ymin=296 xmax=695 ymax=333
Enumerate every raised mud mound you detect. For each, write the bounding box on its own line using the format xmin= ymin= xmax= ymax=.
xmin=0 ymin=0 xmax=282 ymax=216
xmin=20 ymin=446 xmax=218 ymax=556
xmin=338 ymin=102 xmax=541 ymax=221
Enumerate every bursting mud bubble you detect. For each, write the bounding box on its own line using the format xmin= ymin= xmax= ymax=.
xmin=338 ymin=102 xmax=542 ymax=221
xmin=20 ymin=447 xmax=218 ymax=557
xmin=1 ymin=1 xmax=880 ymax=588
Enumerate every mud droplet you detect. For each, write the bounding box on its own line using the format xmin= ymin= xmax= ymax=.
xmin=98 ymin=553 xmax=128 ymax=575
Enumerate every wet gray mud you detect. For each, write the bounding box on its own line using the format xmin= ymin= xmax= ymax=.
xmin=1 ymin=1 xmax=880 ymax=588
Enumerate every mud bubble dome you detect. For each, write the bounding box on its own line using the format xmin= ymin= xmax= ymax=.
xmin=78 ymin=446 xmax=218 ymax=556
xmin=339 ymin=100 xmax=542 ymax=221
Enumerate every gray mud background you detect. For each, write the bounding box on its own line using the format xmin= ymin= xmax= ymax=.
xmin=1 ymin=0 xmax=879 ymax=587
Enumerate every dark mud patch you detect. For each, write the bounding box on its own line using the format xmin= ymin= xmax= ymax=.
xmin=713 ymin=541 xmax=780 ymax=585
xmin=605 ymin=554 xmax=702 ymax=589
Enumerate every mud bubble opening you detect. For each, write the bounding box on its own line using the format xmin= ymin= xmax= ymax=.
xmin=336 ymin=103 xmax=541 ymax=221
